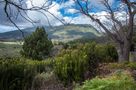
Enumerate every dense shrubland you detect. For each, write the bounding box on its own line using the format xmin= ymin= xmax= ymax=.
xmin=95 ymin=44 xmax=118 ymax=63
xmin=0 ymin=41 xmax=136 ymax=90
xmin=0 ymin=58 xmax=53 ymax=90
xmin=54 ymin=42 xmax=99 ymax=85
xmin=54 ymin=42 xmax=118 ymax=85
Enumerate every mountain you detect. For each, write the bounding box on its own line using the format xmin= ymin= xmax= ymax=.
xmin=0 ymin=24 xmax=101 ymax=42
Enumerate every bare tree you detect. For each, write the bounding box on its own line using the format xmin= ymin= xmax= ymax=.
xmin=74 ymin=0 xmax=136 ymax=62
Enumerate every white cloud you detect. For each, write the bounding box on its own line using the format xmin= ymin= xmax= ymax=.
xmin=62 ymin=10 xmax=128 ymax=31
xmin=0 ymin=25 xmax=25 ymax=32
xmin=58 ymin=0 xmax=115 ymax=25
xmin=62 ymin=11 xmax=109 ymax=25
xmin=67 ymin=9 xmax=78 ymax=14
xmin=26 ymin=1 xmax=63 ymax=26
xmin=26 ymin=0 xmax=46 ymax=8
xmin=70 ymin=15 xmax=92 ymax=24
xmin=60 ymin=0 xmax=75 ymax=8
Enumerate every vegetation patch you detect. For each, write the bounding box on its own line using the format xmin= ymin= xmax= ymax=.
xmin=21 ymin=27 xmax=53 ymax=60
xmin=0 ymin=42 xmax=21 ymax=58
xmin=75 ymin=71 xmax=136 ymax=90
xmin=108 ymin=62 xmax=136 ymax=70
xmin=0 ymin=58 xmax=53 ymax=90
xmin=54 ymin=42 xmax=99 ymax=85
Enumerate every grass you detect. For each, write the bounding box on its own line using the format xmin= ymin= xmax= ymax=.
xmin=75 ymin=71 xmax=136 ymax=90
xmin=108 ymin=62 xmax=136 ymax=70
xmin=0 ymin=42 xmax=22 ymax=57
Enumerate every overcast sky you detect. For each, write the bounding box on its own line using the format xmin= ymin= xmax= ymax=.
xmin=0 ymin=0 xmax=133 ymax=32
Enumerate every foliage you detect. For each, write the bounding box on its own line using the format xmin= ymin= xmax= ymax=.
xmin=54 ymin=42 xmax=118 ymax=85
xmin=109 ymin=62 xmax=136 ymax=70
xmin=31 ymin=71 xmax=66 ymax=90
xmin=59 ymin=42 xmax=118 ymax=63
xmin=64 ymin=41 xmax=118 ymax=63
xmin=21 ymin=27 xmax=53 ymax=60
xmin=54 ymin=42 xmax=99 ymax=85
xmin=0 ymin=58 xmax=53 ymax=90
xmin=95 ymin=44 xmax=118 ymax=63
xmin=75 ymin=71 xmax=136 ymax=90
xmin=127 ymin=62 xmax=136 ymax=69
xmin=31 ymin=72 xmax=55 ymax=90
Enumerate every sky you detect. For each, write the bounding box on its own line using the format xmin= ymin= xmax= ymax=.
xmin=0 ymin=0 xmax=134 ymax=32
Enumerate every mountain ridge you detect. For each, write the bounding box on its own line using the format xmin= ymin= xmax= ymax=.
xmin=0 ymin=24 xmax=101 ymax=42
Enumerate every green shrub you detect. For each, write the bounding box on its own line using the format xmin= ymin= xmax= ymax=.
xmin=96 ymin=44 xmax=118 ymax=63
xmin=31 ymin=72 xmax=55 ymax=90
xmin=21 ymin=27 xmax=53 ymax=60
xmin=75 ymin=71 xmax=136 ymax=90
xmin=54 ymin=42 xmax=118 ymax=85
xmin=108 ymin=63 xmax=127 ymax=69
xmin=59 ymin=43 xmax=118 ymax=63
xmin=108 ymin=62 xmax=136 ymax=70
xmin=127 ymin=62 xmax=136 ymax=69
xmin=54 ymin=42 xmax=99 ymax=85
xmin=0 ymin=58 xmax=53 ymax=90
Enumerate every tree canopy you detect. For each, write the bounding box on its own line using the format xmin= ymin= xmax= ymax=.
xmin=21 ymin=27 xmax=53 ymax=60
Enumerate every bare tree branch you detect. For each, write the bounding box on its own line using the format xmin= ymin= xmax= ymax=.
xmin=1 ymin=0 xmax=65 ymax=39
xmin=74 ymin=0 xmax=136 ymax=62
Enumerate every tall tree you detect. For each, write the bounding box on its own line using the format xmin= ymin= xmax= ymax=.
xmin=21 ymin=27 xmax=53 ymax=60
xmin=74 ymin=0 xmax=136 ymax=62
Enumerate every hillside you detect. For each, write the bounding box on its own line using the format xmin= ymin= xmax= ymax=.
xmin=0 ymin=24 xmax=101 ymax=42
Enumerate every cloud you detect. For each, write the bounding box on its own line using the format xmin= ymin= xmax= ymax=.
xmin=62 ymin=10 xmax=128 ymax=31
xmin=67 ymin=9 xmax=78 ymax=14
xmin=26 ymin=1 xmax=64 ymax=26
xmin=0 ymin=0 xmax=127 ymax=32
xmin=26 ymin=0 xmax=46 ymax=8
xmin=0 ymin=24 xmax=25 ymax=33
xmin=60 ymin=0 xmax=75 ymax=8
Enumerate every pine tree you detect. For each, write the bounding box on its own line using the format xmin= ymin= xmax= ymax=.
xmin=21 ymin=27 xmax=53 ymax=60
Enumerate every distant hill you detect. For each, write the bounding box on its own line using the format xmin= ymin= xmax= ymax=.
xmin=0 ymin=24 xmax=101 ymax=42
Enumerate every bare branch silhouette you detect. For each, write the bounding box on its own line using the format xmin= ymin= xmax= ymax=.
xmin=74 ymin=0 xmax=136 ymax=62
xmin=1 ymin=0 xmax=65 ymax=38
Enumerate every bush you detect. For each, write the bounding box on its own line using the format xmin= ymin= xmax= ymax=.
xmin=108 ymin=62 xmax=136 ymax=70
xmin=75 ymin=71 xmax=136 ymax=90
xmin=31 ymin=71 xmax=66 ymax=90
xmin=127 ymin=62 xmax=136 ymax=69
xmin=59 ymin=43 xmax=118 ymax=63
xmin=96 ymin=44 xmax=118 ymax=63
xmin=0 ymin=58 xmax=53 ymax=90
xmin=21 ymin=27 xmax=53 ymax=60
xmin=54 ymin=42 xmax=118 ymax=85
xmin=31 ymin=72 xmax=54 ymax=90
xmin=54 ymin=42 xmax=99 ymax=85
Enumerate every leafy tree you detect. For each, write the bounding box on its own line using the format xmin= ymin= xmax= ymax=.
xmin=21 ymin=27 xmax=53 ymax=60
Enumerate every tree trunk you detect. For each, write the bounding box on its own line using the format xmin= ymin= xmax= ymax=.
xmin=116 ymin=40 xmax=131 ymax=63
